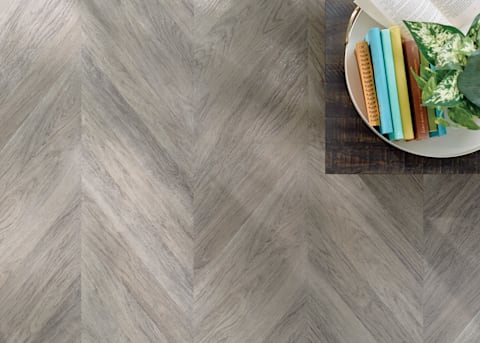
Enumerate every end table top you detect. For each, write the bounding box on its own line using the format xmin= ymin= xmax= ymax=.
xmin=325 ymin=0 xmax=480 ymax=174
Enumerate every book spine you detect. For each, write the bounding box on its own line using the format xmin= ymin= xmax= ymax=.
xmin=366 ymin=28 xmax=393 ymax=135
xmin=380 ymin=29 xmax=404 ymax=140
xmin=403 ymin=40 xmax=429 ymax=140
xmin=355 ymin=41 xmax=381 ymax=126
xmin=427 ymin=107 xmax=438 ymax=132
xmin=390 ymin=26 xmax=415 ymax=140
xmin=436 ymin=109 xmax=447 ymax=136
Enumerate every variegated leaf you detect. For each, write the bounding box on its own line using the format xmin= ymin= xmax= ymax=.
xmin=404 ymin=20 xmax=475 ymax=69
xmin=434 ymin=69 xmax=449 ymax=83
xmin=468 ymin=13 xmax=480 ymax=47
xmin=423 ymin=70 xmax=463 ymax=106
xmin=456 ymin=36 xmax=476 ymax=55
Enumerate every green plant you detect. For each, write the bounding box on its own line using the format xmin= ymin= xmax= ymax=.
xmin=404 ymin=14 xmax=480 ymax=130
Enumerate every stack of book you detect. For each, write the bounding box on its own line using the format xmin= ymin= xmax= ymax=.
xmin=355 ymin=26 xmax=447 ymax=141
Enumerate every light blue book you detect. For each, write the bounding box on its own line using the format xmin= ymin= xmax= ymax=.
xmin=366 ymin=28 xmax=393 ymax=135
xmin=381 ymin=29 xmax=404 ymax=140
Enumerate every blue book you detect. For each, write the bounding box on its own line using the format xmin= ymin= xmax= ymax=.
xmin=435 ymin=108 xmax=447 ymax=136
xmin=366 ymin=28 xmax=393 ymax=135
xmin=380 ymin=29 xmax=404 ymax=140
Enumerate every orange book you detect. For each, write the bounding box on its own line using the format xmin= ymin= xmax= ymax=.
xmin=355 ymin=41 xmax=380 ymax=126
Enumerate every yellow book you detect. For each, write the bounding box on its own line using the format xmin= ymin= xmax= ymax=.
xmin=389 ymin=26 xmax=414 ymax=140
xmin=355 ymin=41 xmax=380 ymax=126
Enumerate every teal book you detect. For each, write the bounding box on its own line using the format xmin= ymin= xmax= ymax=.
xmin=428 ymin=110 xmax=445 ymax=138
xmin=435 ymin=109 xmax=447 ymax=136
xmin=380 ymin=29 xmax=404 ymax=140
xmin=366 ymin=28 xmax=393 ymax=135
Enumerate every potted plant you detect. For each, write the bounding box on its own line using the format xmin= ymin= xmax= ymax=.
xmin=404 ymin=14 xmax=480 ymax=130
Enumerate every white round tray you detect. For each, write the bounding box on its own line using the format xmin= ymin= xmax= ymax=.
xmin=344 ymin=8 xmax=480 ymax=158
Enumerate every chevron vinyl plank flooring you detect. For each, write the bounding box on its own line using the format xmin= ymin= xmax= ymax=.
xmin=424 ymin=176 xmax=480 ymax=343
xmin=193 ymin=1 xmax=308 ymax=342
xmin=307 ymin=0 xmax=326 ymax=174
xmin=3 ymin=0 xmax=480 ymax=342
xmin=308 ymin=174 xmax=424 ymax=342
xmin=81 ymin=0 xmax=194 ymax=341
xmin=0 ymin=1 xmax=81 ymax=342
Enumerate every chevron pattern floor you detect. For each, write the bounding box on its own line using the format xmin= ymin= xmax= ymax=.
xmin=1 ymin=0 xmax=480 ymax=342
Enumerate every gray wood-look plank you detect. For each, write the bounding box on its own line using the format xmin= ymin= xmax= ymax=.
xmin=424 ymin=176 xmax=480 ymax=343
xmin=1 ymin=0 xmax=480 ymax=342
xmin=0 ymin=1 xmax=81 ymax=342
xmin=193 ymin=1 xmax=308 ymax=342
xmin=81 ymin=0 xmax=194 ymax=341
xmin=308 ymin=175 xmax=424 ymax=343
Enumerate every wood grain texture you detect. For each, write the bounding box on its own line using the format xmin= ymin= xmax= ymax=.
xmin=2 ymin=0 xmax=480 ymax=342
xmin=193 ymin=0 xmax=308 ymax=342
xmin=424 ymin=176 xmax=480 ymax=343
xmin=81 ymin=0 xmax=193 ymax=341
xmin=308 ymin=175 xmax=424 ymax=342
xmin=0 ymin=0 xmax=81 ymax=342
xmin=325 ymin=0 xmax=480 ymax=174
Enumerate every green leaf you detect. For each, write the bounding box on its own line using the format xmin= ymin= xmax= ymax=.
xmin=447 ymin=103 xmax=480 ymax=130
xmin=410 ymin=68 xmax=427 ymax=90
xmin=422 ymin=75 xmax=437 ymax=103
xmin=404 ymin=20 xmax=474 ymax=68
xmin=467 ymin=13 xmax=480 ymax=47
xmin=419 ymin=53 xmax=434 ymax=78
xmin=464 ymin=98 xmax=480 ymax=118
xmin=435 ymin=117 xmax=451 ymax=127
xmin=423 ymin=70 xmax=463 ymax=106
xmin=458 ymin=54 xmax=480 ymax=107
